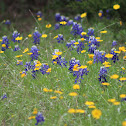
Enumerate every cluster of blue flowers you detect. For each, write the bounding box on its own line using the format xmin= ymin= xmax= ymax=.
xmin=36 ymin=11 xmax=42 ymax=17
xmin=93 ymin=50 xmax=107 ymax=63
xmin=14 ymin=45 xmax=20 ymax=51
xmin=52 ymin=49 xmax=67 ymax=67
xmin=71 ymin=22 xmax=83 ymax=37
xmin=57 ymin=34 xmax=64 ymax=43
xmin=12 ymin=31 xmax=20 ymax=43
xmin=110 ymin=48 xmax=119 ymax=63
xmin=30 ymin=45 xmax=40 ymax=61
xmin=33 ymin=30 xmax=42 ymax=45
xmin=35 ymin=112 xmax=45 ymax=125
xmin=98 ymin=66 xmax=108 ymax=83
xmin=1 ymin=36 xmax=10 ymax=51
xmin=69 ymin=57 xmax=89 ymax=83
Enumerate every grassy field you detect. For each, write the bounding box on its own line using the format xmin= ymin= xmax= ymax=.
xmin=0 ymin=13 xmax=126 ymax=126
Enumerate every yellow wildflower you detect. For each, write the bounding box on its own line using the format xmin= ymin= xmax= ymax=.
xmin=122 ymin=121 xmax=126 ymax=126
xmin=105 ymin=54 xmax=113 ymax=58
xmin=73 ymin=84 xmax=80 ymax=89
xmin=33 ymin=108 xmax=38 ymax=114
xmin=110 ymin=74 xmax=119 ymax=79
xmin=15 ymin=55 xmax=23 ymax=58
xmin=85 ymin=101 xmax=94 ymax=106
xmin=28 ymin=34 xmax=32 ymax=38
xmin=87 ymin=60 xmax=93 ymax=65
xmin=81 ymin=32 xmax=87 ymax=36
xmin=38 ymin=18 xmax=42 ymax=21
xmin=74 ymin=42 xmax=79 ymax=45
xmin=15 ymin=37 xmax=23 ymax=41
xmin=81 ymin=50 xmax=86 ymax=53
xmin=69 ymin=92 xmax=78 ymax=96
xmin=28 ymin=116 xmax=36 ymax=120
xmin=50 ymin=96 xmax=57 ymax=99
xmin=88 ymin=106 xmax=96 ymax=109
xmin=53 ymin=35 xmax=58 ymax=39
xmin=68 ymin=108 xmax=76 ymax=114
xmin=54 ymin=90 xmax=63 ymax=94
xmin=119 ymin=77 xmax=126 ymax=81
xmin=120 ymin=94 xmax=126 ymax=98
xmin=23 ymin=48 xmax=29 ymax=53
xmin=41 ymin=34 xmax=47 ymax=38
xmin=2 ymin=44 xmax=6 ymax=47
xmin=76 ymin=109 xmax=85 ymax=113
xmin=46 ymin=24 xmax=52 ymax=28
xmin=113 ymin=4 xmax=120 ymax=10
xmin=102 ymin=82 xmax=110 ymax=86
xmin=108 ymin=98 xmax=116 ymax=102
xmin=55 ymin=51 xmax=62 ymax=55
xmin=60 ymin=21 xmax=67 ymax=25
xmin=88 ymin=54 xmax=94 ymax=59
xmin=0 ymin=51 xmax=4 ymax=53
xmin=80 ymin=12 xmax=87 ymax=18
xmin=46 ymin=68 xmax=51 ymax=73
xmin=91 ymin=109 xmax=102 ymax=119
xmin=113 ymin=101 xmax=120 ymax=105
xmin=100 ymin=30 xmax=107 ymax=33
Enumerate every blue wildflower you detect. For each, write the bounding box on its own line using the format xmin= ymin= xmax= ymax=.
xmin=17 ymin=60 xmax=23 ymax=65
xmin=112 ymin=40 xmax=117 ymax=47
xmin=88 ymin=36 xmax=100 ymax=47
xmin=93 ymin=50 xmax=107 ymax=63
xmin=40 ymin=63 xmax=50 ymax=75
xmin=110 ymin=48 xmax=119 ymax=63
xmin=57 ymin=34 xmax=64 ymax=43
xmin=55 ymin=13 xmax=61 ymax=22
xmin=1 ymin=94 xmax=7 ymax=99
xmin=12 ymin=31 xmax=20 ymax=43
xmin=14 ymin=45 xmax=20 ymax=51
xmin=67 ymin=20 xmax=73 ymax=26
xmin=74 ymin=14 xmax=81 ymax=21
xmin=98 ymin=66 xmax=108 ymax=82
xmin=33 ymin=30 xmax=41 ymax=45
xmin=5 ymin=20 xmax=11 ymax=25
xmin=87 ymin=28 xmax=94 ymax=36
xmin=24 ymin=62 xmax=32 ymax=71
xmin=30 ymin=45 xmax=40 ymax=61
xmin=36 ymin=11 xmax=42 ymax=17
xmin=1 ymin=36 xmax=10 ymax=51
xmin=88 ymin=44 xmax=96 ymax=53
xmin=74 ymin=40 xmax=84 ymax=54
xmin=55 ymin=23 xmax=60 ymax=30
xmin=35 ymin=112 xmax=45 ymax=125
xmin=66 ymin=40 xmax=76 ymax=50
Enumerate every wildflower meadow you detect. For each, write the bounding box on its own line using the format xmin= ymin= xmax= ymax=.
xmin=0 ymin=1 xmax=126 ymax=126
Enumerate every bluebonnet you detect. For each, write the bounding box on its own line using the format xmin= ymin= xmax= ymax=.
xmin=35 ymin=112 xmax=45 ymax=125
xmin=74 ymin=67 xmax=89 ymax=83
xmin=121 ymin=97 xmax=126 ymax=102
xmin=57 ymin=34 xmax=64 ymax=43
xmin=12 ymin=31 xmax=20 ymax=43
xmin=1 ymin=36 xmax=10 ymax=51
xmin=106 ymin=9 xmax=110 ymax=19
xmin=110 ymin=48 xmax=119 ymax=63
xmin=1 ymin=94 xmax=7 ymax=99
xmin=33 ymin=30 xmax=41 ymax=45
xmin=75 ymin=40 xmax=85 ymax=54
xmin=24 ymin=62 xmax=32 ymax=71
xmin=17 ymin=60 xmax=23 ymax=65
xmin=5 ymin=20 xmax=11 ymax=25
xmin=93 ymin=50 xmax=107 ymax=63
xmin=40 ymin=63 xmax=50 ymax=75
xmin=112 ymin=40 xmax=117 ymax=47
xmin=74 ymin=14 xmax=81 ymax=21
xmin=36 ymin=11 xmax=42 ymax=17
xmin=55 ymin=23 xmax=60 ymax=30
xmin=55 ymin=13 xmax=61 ymax=22
xmin=87 ymin=28 xmax=94 ymax=36
xmin=30 ymin=45 xmax=40 ymax=61
xmin=66 ymin=40 xmax=76 ymax=50
xmin=88 ymin=44 xmax=96 ymax=53
xmin=52 ymin=49 xmax=67 ymax=67
xmin=68 ymin=58 xmax=80 ymax=72
xmin=88 ymin=36 xmax=100 ymax=47
xmin=60 ymin=15 xmax=67 ymax=22
xmin=98 ymin=66 xmax=108 ymax=82
xmin=67 ymin=20 xmax=73 ymax=26
xmin=71 ymin=22 xmax=83 ymax=37
xmin=14 ymin=45 xmax=20 ymax=51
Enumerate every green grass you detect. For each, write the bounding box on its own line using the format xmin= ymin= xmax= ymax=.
xmin=0 ymin=16 xmax=126 ymax=126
